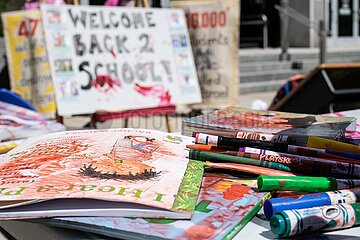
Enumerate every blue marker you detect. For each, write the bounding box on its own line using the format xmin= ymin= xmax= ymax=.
xmin=327 ymin=149 xmax=360 ymax=160
xmin=264 ymin=188 xmax=360 ymax=220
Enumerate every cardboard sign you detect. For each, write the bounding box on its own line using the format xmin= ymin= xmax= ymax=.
xmin=171 ymin=0 xmax=239 ymax=107
xmin=40 ymin=5 xmax=201 ymax=116
xmin=2 ymin=10 xmax=56 ymax=118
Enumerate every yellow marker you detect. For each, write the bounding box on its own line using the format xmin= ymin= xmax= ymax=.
xmin=307 ymin=136 xmax=360 ymax=154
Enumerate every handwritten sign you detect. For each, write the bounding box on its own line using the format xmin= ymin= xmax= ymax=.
xmin=2 ymin=10 xmax=56 ymax=118
xmin=171 ymin=0 xmax=239 ymax=107
xmin=40 ymin=5 xmax=201 ymax=116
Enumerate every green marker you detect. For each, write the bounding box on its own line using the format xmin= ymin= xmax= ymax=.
xmin=257 ymin=175 xmax=340 ymax=192
xmin=188 ymin=150 xmax=291 ymax=172
xmin=270 ymin=203 xmax=360 ymax=237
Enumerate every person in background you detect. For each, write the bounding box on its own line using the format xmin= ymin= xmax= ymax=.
xmin=104 ymin=0 xmax=135 ymax=7
xmin=23 ymin=0 xmax=65 ymax=10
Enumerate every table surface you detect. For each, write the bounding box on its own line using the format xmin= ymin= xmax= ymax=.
xmin=236 ymin=215 xmax=360 ymax=240
xmin=0 ymin=215 xmax=359 ymax=240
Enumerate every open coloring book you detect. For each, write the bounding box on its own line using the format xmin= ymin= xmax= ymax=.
xmin=0 ymin=128 xmax=203 ymax=219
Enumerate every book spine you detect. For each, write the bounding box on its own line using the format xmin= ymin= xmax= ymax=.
xmin=222 ymin=192 xmax=272 ymax=240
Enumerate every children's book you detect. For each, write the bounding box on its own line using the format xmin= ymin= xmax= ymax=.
xmin=0 ymin=101 xmax=65 ymax=141
xmin=0 ymin=128 xmax=203 ymax=219
xmin=38 ymin=173 xmax=270 ymax=240
xmin=182 ymin=107 xmax=356 ymax=146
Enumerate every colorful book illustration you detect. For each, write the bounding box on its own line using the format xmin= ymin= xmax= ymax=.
xmin=0 ymin=101 xmax=65 ymax=142
xmin=39 ymin=173 xmax=270 ymax=240
xmin=0 ymin=129 xmax=203 ymax=219
xmin=182 ymin=107 xmax=356 ymax=146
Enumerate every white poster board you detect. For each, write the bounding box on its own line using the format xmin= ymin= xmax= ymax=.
xmin=171 ymin=0 xmax=239 ymax=107
xmin=40 ymin=5 xmax=201 ymax=116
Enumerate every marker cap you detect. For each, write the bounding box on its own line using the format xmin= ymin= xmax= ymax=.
xmin=352 ymin=203 xmax=360 ymax=225
xmin=263 ymin=200 xmax=274 ymax=220
xmin=270 ymin=212 xmax=290 ymax=237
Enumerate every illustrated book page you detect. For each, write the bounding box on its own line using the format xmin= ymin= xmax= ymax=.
xmin=0 ymin=128 xmax=203 ymax=219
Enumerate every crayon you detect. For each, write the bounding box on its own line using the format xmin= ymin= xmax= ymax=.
xmin=195 ymin=133 xmax=288 ymax=152
xmin=189 ymin=150 xmax=291 ymax=172
xmin=204 ymin=161 xmax=296 ymax=177
xmin=191 ymin=130 xmax=291 ymax=143
xmin=270 ymin=203 xmax=360 ymax=237
xmin=257 ymin=175 xmax=360 ymax=192
xmin=186 ymin=144 xmax=231 ymax=153
xmin=234 ymin=148 xmax=360 ymax=178
xmin=308 ymin=136 xmax=360 ymax=154
xmin=264 ymin=188 xmax=360 ymax=220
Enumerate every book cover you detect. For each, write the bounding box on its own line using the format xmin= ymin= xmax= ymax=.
xmin=0 ymin=101 xmax=66 ymax=142
xmin=182 ymin=107 xmax=356 ymax=145
xmin=0 ymin=129 xmax=203 ymax=219
xmin=324 ymin=109 xmax=360 ymax=140
xmin=41 ymin=173 xmax=270 ymax=240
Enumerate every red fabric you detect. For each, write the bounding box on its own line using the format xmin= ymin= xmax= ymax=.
xmin=93 ymin=105 xmax=176 ymax=122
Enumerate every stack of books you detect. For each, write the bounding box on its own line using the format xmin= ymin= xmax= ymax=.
xmin=182 ymin=107 xmax=356 ymax=146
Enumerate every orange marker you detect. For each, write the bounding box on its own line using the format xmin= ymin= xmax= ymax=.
xmin=186 ymin=144 xmax=231 ymax=153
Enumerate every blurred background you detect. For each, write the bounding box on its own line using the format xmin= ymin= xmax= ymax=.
xmin=1 ymin=0 xmax=360 ymax=131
